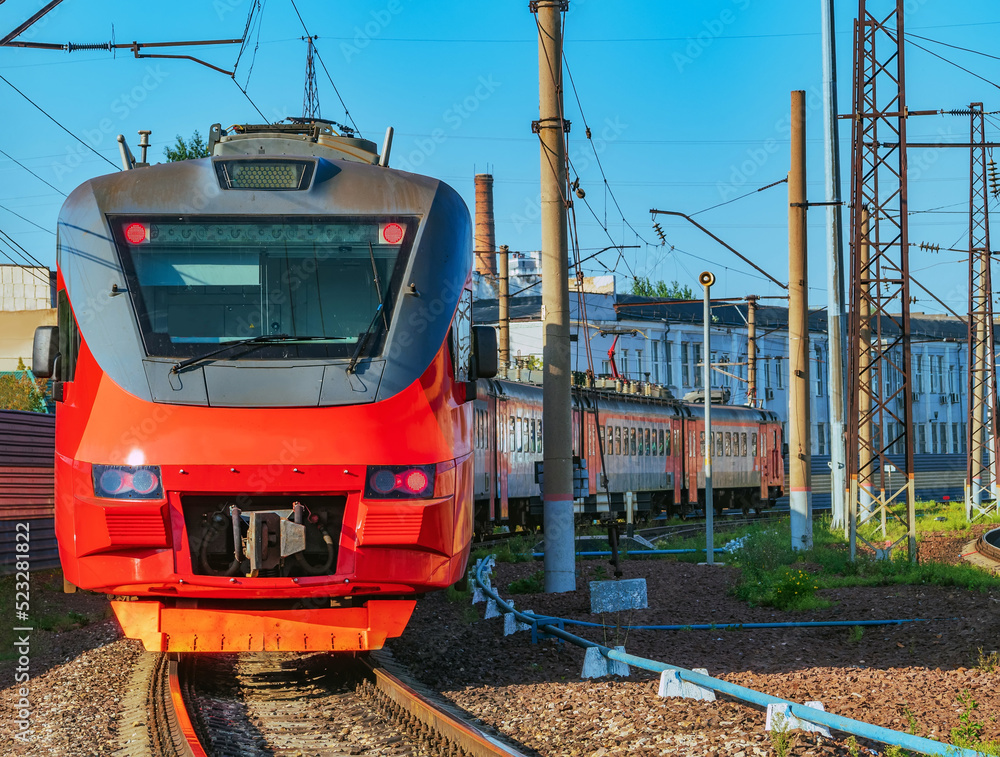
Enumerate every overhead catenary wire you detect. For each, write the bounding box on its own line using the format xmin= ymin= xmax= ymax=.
xmin=0 ymin=73 xmax=118 ymax=170
xmin=0 ymin=202 xmax=55 ymax=236
xmin=0 ymin=226 xmax=47 ymax=269
xmin=0 ymin=146 xmax=66 ymax=196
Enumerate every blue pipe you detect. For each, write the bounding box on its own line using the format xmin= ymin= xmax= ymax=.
xmin=521 ymin=616 xmax=945 ymax=632
xmin=473 ymin=558 xmax=978 ymax=757
xmin=531 ymin=549 xmax=727 ymax=558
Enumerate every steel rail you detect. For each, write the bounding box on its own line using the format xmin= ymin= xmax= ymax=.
xmin=149 ymin=653 xmax=207 ymax=757
xmin=473 ymin=557 xmax=982 ymax=757
xmin=361 ymin=657 xmax=530 ymax=757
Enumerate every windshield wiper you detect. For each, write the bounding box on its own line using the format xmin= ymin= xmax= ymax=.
xmin=347 ymin=244 xmax=392 ymax=375
xmin=171 ymin=334 xmax=333 ymax=374
xmin=346 ymin=305 xmax=384 ymax=374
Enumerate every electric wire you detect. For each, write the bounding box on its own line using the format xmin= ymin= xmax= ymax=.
xmin=0 ymin=231 xmax=51 ymax=286
xmin=904 ymin=36 xmax=1000 ymax=92
xmin=288 ymin=0 xmax=361 ymax=136
xmin=562 ymin=52 xmax=653 ymax=248
xmin=0 ymin=202 xmax=54 ymax=236
xmin=232 ymin=78 xmax=269 ymax=122
xmin=0 ymin=73 xmax=118 ymax=170
xmin=690 ymin=177 xmax=788 ymax=218
xmin=0 ymin=226 xmax=47 ymax=269
xmin=0 ymin=146 xmax=66 ymax=196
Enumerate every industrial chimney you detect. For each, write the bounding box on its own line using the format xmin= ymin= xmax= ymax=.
xmin=474 ymin=173 xmax=497 ymax=279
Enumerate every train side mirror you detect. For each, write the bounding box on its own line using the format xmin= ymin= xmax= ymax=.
xmin=32 ymin=326 xmax=59 ymax=379
xmin=471 ymin=325 xmax=498 ymax=379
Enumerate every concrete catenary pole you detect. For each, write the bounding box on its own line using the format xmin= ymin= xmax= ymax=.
xmin=474 ymin=174 xmax=498 ymax=280
xmin=701 ymin=271 xmax=716 ymax=564
xmin=789 ymin=90 xmax=813 ymax=551
xmin=821 ymin=0 xmax=848 ymax=530
xmin=534 ymin=0 xmax=574 ymax=592
xmin=498 ymin=244 xmax=510 ymax=377
xmin=746 ymin=295 xmax=758 ymax=406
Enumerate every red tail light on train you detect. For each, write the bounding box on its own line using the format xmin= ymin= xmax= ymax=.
xmin=365 ymin=464 xmax=435 ymax=499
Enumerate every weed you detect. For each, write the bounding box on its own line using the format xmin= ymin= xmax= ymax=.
xmin=844 ymin=735 xmax=860 ymax=757
xmin=768 ymin=713 xmax=797 ymax=757
xmin=952 ymin=690 xmax=985 ymax=748
xmin=36 ymin=610 xmax=89 ymax=633
xmin=591 ymin=565 xmax=608 ymax=582
xmin=508 ymin=570 xmax=544 ymax=594
xmin=975 ymin=647 xmax=1000 ymax=674
xmin=883 ymin=745 xmax=909 ymax=757
xmin=848 ymin=625 xmax=865 ymax=645
xmin=904 ymin=707 xmax=919 ymax=736
xmin=469 ymin=535 xmax=537 ymax=565
xmin=445 ymin=584 xmax=469 ymax=603
xmin=771 ymin=568 xmax=823 ymax=611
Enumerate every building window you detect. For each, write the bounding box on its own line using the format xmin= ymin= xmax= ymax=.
xmin=775 ymin=356 xmax=784 ymax=389
xmin=621 ymin=349 xmax=629 ymax=379
xmin=636 ymin=349 xmax=644 ymax=380
xmin=914 ymin=354 xmax=924 ymax=394
xmin=694 ymin=344 xmax=703 ymax=388
xmin=681 ymin=342 xmax=690 ymax=387
xmin=602 ymin=360 xmax=610 ymax=376
xmin=651 ymin=341 xmax=660 ymax=383
xmin=665 ymin=341 xmax=673 ymax=386
xmin=815 ymin=344 xmax=824 ymax=396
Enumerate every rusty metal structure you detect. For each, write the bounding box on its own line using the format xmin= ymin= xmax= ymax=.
xmin=474 ymin=173 xmax=498 ymax=280
xmin=965 ymin=102 xmax=1000 ymax=520
xmin=302 ymin=35 xmax=321 ymax=120
xmin=847 ymin=0 xmax=916 ymax=561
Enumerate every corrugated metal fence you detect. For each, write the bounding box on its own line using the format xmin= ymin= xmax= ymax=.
xmin=0 ymin=409 xmax=58 ymax=573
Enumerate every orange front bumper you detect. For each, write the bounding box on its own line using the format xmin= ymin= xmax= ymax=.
xmin=111 ymin=599 xmax=416 ymax=652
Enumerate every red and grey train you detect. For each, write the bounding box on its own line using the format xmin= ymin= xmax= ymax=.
xmin=472 ymin=380 xmax=785 ymax=532
xmin=32 ymin=121 xmax=498 ymax=653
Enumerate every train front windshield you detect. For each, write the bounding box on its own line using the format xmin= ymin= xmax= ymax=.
xmin=111 ymin=216 xmax=415 ymax=358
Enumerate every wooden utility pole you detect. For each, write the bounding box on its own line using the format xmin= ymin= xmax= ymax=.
xmin=746 ymin=295 xmax=758 ymax=406
xmin=533 ymin=0 xmax=574 ymax=592
xmin=498 ymin=245 xmax=510 ymax=377
xmin=789 ymin=90 xmax=813 ymax=551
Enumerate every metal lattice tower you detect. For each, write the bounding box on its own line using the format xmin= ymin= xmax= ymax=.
xmin=302 ymin=35 xmax=320 ymax=120
xmin=965 ymin=102 xmax=1000 ymax=520
xmin=847 ymin=0 xmax=916 ymax=562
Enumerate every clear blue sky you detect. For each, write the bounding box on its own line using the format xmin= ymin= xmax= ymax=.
xmin=1 ymin=0 xmax=998 ymax=314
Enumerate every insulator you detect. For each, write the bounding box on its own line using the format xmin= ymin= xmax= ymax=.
xmin=576 ymin=187 xmax=585 ymax=198
xmin=585 ymin=126 xmax=592 ymax=139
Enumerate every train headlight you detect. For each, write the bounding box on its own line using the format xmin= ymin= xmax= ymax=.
xmin=364 ymin=465 xmax=435 ymax=500
xmin=92 ymin=464 xmax=163 ymax=499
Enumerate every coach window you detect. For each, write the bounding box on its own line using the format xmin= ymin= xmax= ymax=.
xmin=645 ymin=429 xmax=651 ymax=456
xmin=716 ymin=432 xmax=723 ymax=457
xmin=723 ymin=432 xmax=730 ymax=456
xmin=604 ymin=424 xmax=611 ymax=454
xmin=699 ymin=431 xmax=705 ymax=457
xmin=741 ymin=432 xmax=748 ymax=456
xmin=614 ymin=426 xmax=621 ymax=455
xmin=628 ymin=428 xmax=635 ymax=456
xmin=637 ymin=429 xmax=644 ymax=456
xmin=524 ymin=418 xmax=531 ymax=452
xmin=752 ymin=433 xmax=758 ymax=457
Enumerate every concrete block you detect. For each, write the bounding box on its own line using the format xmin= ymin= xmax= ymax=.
xmin=608 ymin=645 xmax=630 ymax=677
xmin=484 ymin=599 xmax=500 ymax=619
xmin=472 ymin=585 xmax=485 ymax=604
xmin=581 ymin=647 xmax=609 ymax=679
xmin=590 ymin=578 xmax=648 ymax=614
xmin=12 ymin=297 xmax=25 ymax=310
xmin=504 ymin=612 xmax=517 ymax=635
xmin=11 ymin=283 xmax=24 ymax=298
xmin=765 ymin=702 xmax=831 ymax=738
xmin=657 ymin=669 xmax=716 ymax=701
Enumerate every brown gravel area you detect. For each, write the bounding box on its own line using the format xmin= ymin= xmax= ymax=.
xmin=389 ymin=529 xmax=1000 ymax=756
xmin=0 ymin=531 xmax=997 ymax=756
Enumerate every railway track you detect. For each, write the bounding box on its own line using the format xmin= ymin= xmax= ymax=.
xmin=119 ymin=649 xmax=531 ymax=757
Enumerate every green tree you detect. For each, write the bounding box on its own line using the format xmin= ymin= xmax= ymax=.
xmin=164 ymin=130 xmax=210 ymax=162
xmin=0 ymin=358 xmax=48 ymax=413
xmin=630 ymin=276 xmax=694 ymax=300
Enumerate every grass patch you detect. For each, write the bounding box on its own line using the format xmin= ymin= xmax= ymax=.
xmin=0 ymin=569 xmax=112 ymax=661
xmin=728 ymin=514 xmax=1000 ymax=610
xmin=508 ymin=570 xmax=544 ymax=594
xmin=470 ymin=535 xmax=537 ymax=565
